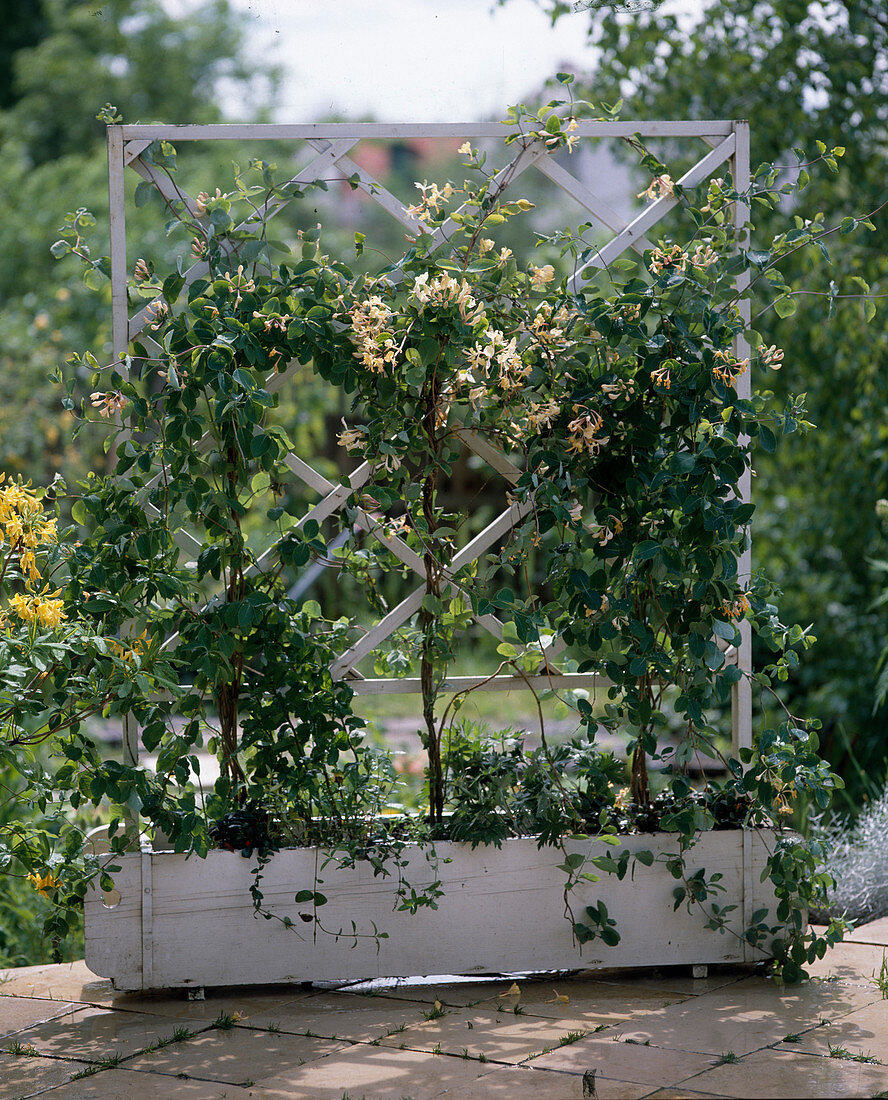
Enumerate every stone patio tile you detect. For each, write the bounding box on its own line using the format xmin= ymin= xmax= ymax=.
xmin=125 ymin=1027 xmax=349 ymax=1087
xmin=226 ymin=993 xmax=435 ymax=1043
xmin=526 ymin=1036 xmax=713 ymax=1086
xmin=103 ymin=985 xmax=319 ymax=1026
xmin=643 ymin=1091 xmax=725 ymax=1098
xmin=845 ymin=916 xmax=888 ymax=946
xmin=0 ymin=1052 xmax=86 ymax=1098
xmin=609 ymin=974 xmax=883 ymax=1057
xmin=432 ymin=1063 xmax=652 ymax=1098
xmin=379 ymin=1005 xmax=600 ymax=1064
xmin=254 ymin=1044 xmax=497 ymax=1099
xmin=0 ymin=997 xmax=83 ymax=1042
xmin=585 ymin=966 xmax=753 ymax=999
xmin=36 ymin=1066 xmax=263 ymax=1099
xmin=0 ymin=962 xmax=113 ymax=1007
xmin=340 ymin=974 xmax=697 ymax=1017
xmin=442 ymin=1064 xmax=651 ymax=1100
xmin=780 ymin=999 xmax=888 ymax=1062
xmin=13 ymin=1005 xmax=203 ymax=1062
xmin=806 ymin=941 xmax=888 ymax=987
xmin=677 ymin=1047 xmax=888 ymax=1098
xmin=437 ymin=978 xmax=692 ymax=1026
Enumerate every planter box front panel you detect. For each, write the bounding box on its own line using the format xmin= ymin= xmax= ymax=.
xmin=85 ymin=830 xmax=785 ymax=991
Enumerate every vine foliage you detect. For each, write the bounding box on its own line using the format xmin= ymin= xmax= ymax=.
xmin=0 ymin=95 xmax=857 ymax=979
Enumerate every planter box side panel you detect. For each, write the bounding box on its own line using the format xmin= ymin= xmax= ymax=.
xmin=84 ymin=830 xmax=787 ymax=990
xmin=83 ymin=857 xmax=144 ymax=990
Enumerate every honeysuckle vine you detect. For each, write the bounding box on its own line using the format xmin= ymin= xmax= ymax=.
xmin=1 ymin=98 xmax=863 ymax=979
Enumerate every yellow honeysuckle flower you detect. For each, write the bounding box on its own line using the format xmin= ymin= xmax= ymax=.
xmin=27 ymin=871 xmax=60 ymax=898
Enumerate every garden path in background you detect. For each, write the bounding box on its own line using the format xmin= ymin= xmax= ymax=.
xmin=2 ymin=921 xmax=888 ymax=1099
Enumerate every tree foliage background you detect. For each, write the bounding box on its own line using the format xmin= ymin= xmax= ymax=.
xmin=0 ymin=0 xmax=273 ymax=486
xmin=521 ymin=0 xmax=888 ymax=801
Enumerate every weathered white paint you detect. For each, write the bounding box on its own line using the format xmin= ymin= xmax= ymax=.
xmin=85 ymin=829 xmax=788 ymax=992
xmin=117 ymin=122 xmax=735 ymax=142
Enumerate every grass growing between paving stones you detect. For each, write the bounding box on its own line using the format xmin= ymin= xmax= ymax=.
xmin=828 ymin=1043 xmax=883 ymax=1063
xmin=69 ymin=1053 xmax=123 ymax=1079
xmin=871 ymin=952 xmax=888 ymax=998
xmin=141 ymin=1025 xmax=196 ymax=1053
xmin=4 ymin=1041 xmax=39 ymax=1056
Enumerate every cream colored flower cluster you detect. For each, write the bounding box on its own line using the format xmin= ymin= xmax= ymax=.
xmin=566 ymin=407 xmax=609 ymax=456
xmin=90 ymin=391 xmax=128 ymax=418
xmin=464 ymin=327 xmax=531 ymax=397
xmin=600 ymin=378 xmax=637 ymax=403
xmin=649 ymin=241 xmax=718 ymax=278
xmin=532 ymin=116 xmax=580 ymax=154
xmin=638 ymin=174 xmax=675 ymax=202
xmin=348 ymin=295 xmax=398 ymax=374
xmin=406 ymin=180 xmax=457 ymax=224
xmin=411 ymin=272 xmax=483 ymax=323
xmin=760 ymin=344 xmax=784 ymax=370
xmin=524 ymin=303 xmax=574 ymax=361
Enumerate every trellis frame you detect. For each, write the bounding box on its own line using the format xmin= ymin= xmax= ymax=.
xmin=106 ymin=118 xmax=753 ymax=765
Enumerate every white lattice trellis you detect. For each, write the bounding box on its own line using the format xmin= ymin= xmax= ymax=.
xmin=106 ymin=119 xmax=752 ymax=763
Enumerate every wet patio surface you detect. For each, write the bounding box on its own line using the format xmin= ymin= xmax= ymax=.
xmin=2 ymin=921 xmax=888 ymax=1099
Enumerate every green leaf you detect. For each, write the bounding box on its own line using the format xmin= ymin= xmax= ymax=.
xmin=759 ymin=424 xmax=777 ymax=453
xmin=773 ymin=295 xmax=797 ymax=319
xmin=635 ymin=541 xmax=660 ymax=562
xmin=134 ymin=180 xmax=156 ymax=208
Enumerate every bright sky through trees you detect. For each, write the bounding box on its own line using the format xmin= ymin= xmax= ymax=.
xmin=216 ymin=0 xmax=602 ymax=121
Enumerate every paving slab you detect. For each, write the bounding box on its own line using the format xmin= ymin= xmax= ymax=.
xmin=125 ymin=1026 xmax=349 ymax=1087
xmin=380 ymin=1005 xmax=595 ymax=1063
xmin=0 ymin=996 xmax=83 ymax=1042
xmin=433 ymin=1062 xmax=652 ymax=1098
xmin=105 ymin=985 xmax=319 ymax=1027
xmin=11 ymin=1004 xmax=204 ymax=1062
xmin=35 ymin=1066 xmax=262 ymax=1099
xmin=0 ymin=1051 xmax=86 ymax=1098
xmin=607 ymin=973 xmax=884 ymax=1057
xmin=677 ymin=1047 xmax=888 ymax=1098
xmin=806 ymin=941 xmax=888 ymax=988
xmin=781 ymin=998 xmax=888 ymax=1063
xmin=526 ymin=1032 xmax=715 ymax=1086
xmin=254 ymin=1044 xmax=502 ymax=1099
xmin=846 ymin=916 xmax=888 ymax=946
xmin=0 ymin=961 xmax=112 ymax=1007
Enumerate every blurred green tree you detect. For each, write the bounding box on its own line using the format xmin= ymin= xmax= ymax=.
xmin=520 ymin=0 xmax=888 ymax=797
xmin=0 ymin=0 xmax=275 ymax=483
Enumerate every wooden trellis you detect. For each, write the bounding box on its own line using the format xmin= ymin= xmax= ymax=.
xmin=107 ymin=119 xmax=752 ymax=763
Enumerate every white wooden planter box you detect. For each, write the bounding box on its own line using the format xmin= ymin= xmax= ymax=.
xmin=84 ymin=829 xmax=789 ymax=992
